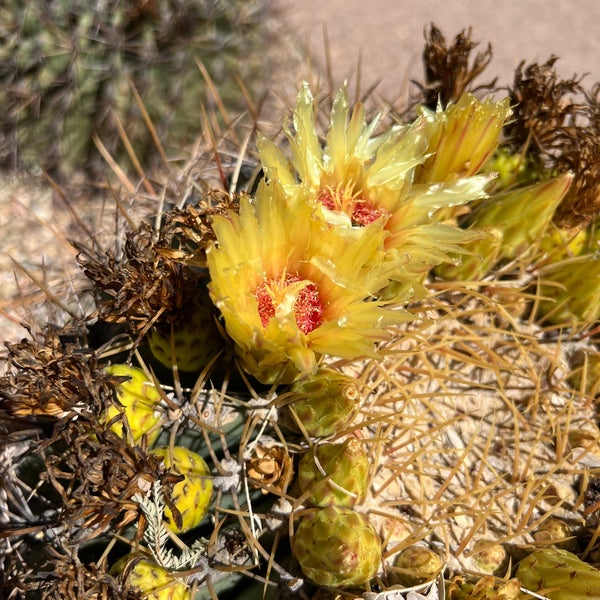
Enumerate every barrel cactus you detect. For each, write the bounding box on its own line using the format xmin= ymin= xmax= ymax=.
xmin=4 ymin=19 xmax=600 ymax=600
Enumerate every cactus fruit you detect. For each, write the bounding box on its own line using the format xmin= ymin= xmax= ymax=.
xmin=292 ymin=506 xmax=381 ymax=588
xmin=147 ymin=290 xmax=224 ymax=374
xmin=467 ymin=540 xmax=508 ymax=575
xmin=282 ymin=369 xmax=361 ymax=437
xmin=392 ymin=545 xmax=444 ymax=586
xmin=532 ymin=518 xmax=577 ymax=551
xmin=112 ymin=553 xmax=191 ymax=599
xmin=149 ymin=446 xmax=212 ymax=534
xmin=297 ymin=438 xmax=369 ymax=507
xmin=516 ymin=548 xmax=600 ymax=599
xmin=102 ymin=364 xmax=164 ymax=446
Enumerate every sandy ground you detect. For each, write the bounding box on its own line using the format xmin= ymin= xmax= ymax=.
xmin=273 ymin=0 xmax=600 ymax=99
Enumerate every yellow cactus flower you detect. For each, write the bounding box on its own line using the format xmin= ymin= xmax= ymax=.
xmin=206 ymin=181 xmax=409 ymax=384
xmin=258 ymin=83 xmax=497 ymax=289
xmin=415 ymin=93 xmax=512 ymax=185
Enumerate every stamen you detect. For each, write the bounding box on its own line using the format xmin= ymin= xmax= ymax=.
xmin=351 ymin=199 xmax=387 ymax=226
xmin=255 ymin=274 xmax=324 ymax=334
xmin=318 ymin=184 xmax=387 ymax=226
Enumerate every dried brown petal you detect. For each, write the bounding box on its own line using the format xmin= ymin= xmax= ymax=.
xmin=246 ymin=444 xmax=294 ymax=494
xmin=412 ymin=23 xmax=496 ymax=110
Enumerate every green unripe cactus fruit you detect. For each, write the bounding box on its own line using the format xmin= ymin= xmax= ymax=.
xmin=292 ymin=506 xmax=381 ymax=588
xmin=102 ymin=364 xmax=163 ymax=446
xmin=150 ymin=446 xmax=212 ymax=534
xmin=148 ymin=291 xmax=223 ymax=374
xmin=516 ymin=548 xmax=600 ymax=599
xmin=282 ymin=369 xmax=361 ymax=437
xmin=297 ymin=438 xmax=369 ymax=507
xmin=392 ymin=545 xmax=444 ymax=586
xmin=112 ymin=553 xmax=191 ymax=599
xmin=468 ymin=540 xmax=508 ymax=575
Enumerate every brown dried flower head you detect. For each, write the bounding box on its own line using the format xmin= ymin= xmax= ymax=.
xmin=0 ymin=326 xmax=108 ymax=423
xmin=413 ymin=23 xmax=497 ymax=110
xmin=246 ymin=443 xmax=294 ymax=495
xmin=505 ymin=57 xmax=585 ymax=157
xmin=77 ymin=190 xmax=238 ymax=333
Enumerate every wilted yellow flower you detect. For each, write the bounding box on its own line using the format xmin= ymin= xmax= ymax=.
xmin=258 ymin=82 xmax=498 ymax=290
xmin=206 ymin=181 xmax=408 ymax=384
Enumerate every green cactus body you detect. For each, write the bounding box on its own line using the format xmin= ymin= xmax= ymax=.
xmin=297 ymin=438 xmax=369 ymax=507
xmin=292 ymin=506 xmax=381 ymax=588
xmin=283 ymin=369 xmax=361 ymax=437
xmin=150 ymin=446 xmax=212 ymax=534
xmin=516 ymin=548 xmax=600 ymax=599
xmin=112 ymin=553 xmax=191 ymax=600
xmin=102 ymin=364 xmax=163 ymax=446
xmin=148 ymin=291 xmax=223 ymax=373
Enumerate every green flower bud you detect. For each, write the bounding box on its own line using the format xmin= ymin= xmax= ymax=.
xmin=468 ymin=540 xmax=508 ymax=575
xmin=297 ymin=438 xmax=369 ymax=507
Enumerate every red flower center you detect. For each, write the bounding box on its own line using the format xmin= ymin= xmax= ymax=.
xmin=255 ymin=274 xmax=324 ymax=334
xmin=318 ymin=187 xmax=387 ymax=227
xmin=350 ymin=198 xmax=387 ymax=226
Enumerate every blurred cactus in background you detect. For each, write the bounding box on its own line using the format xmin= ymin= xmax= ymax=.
xmin=0 ymin=0 xmax=273 ymax=177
